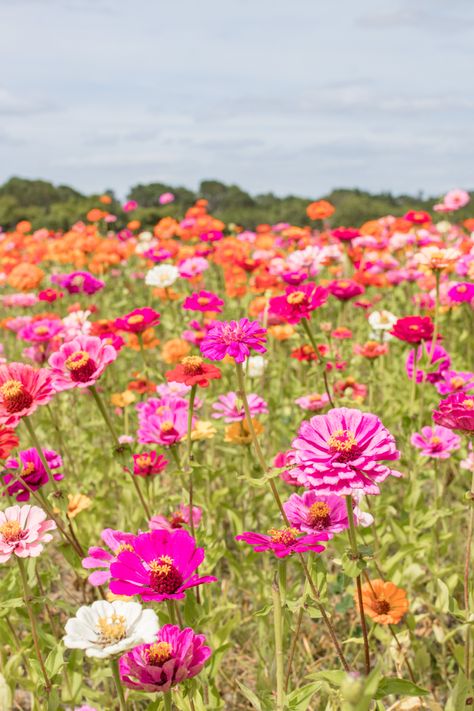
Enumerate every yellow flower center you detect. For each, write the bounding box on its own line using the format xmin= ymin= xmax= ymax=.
xmin=430 ymin=436 xmax=441 ymax=445
xmin=65 ymin=350 xmax=91 ymax=370
xmin=307 ymin=502 xmax=331 ymax=529
xmin=181 ymin=355 xmax=204 ymax=374
xmin=450 ymin=377 xmax=465 ymax=390
xmin=197 ymin=296 xmax=211 ymax=306
xmin=96 ymin=613 xmax=127 ymax=645
xmin=147 ymin=641 xmax=173 ymax=665
xmin=268 ymin=527 xmax=298 ymax=545
xmin=34 ymin=326 xmax=49 ymax=335
xmin=287 ymin=291 xmax=306 ymax=305
xmin=136 ymin=454 xmax=152 ymax=468
xmin=465 ymin=400 xmax=474 ymax=409
xmin=328 ymin=429 xmax=358 ymax=454
xmin=160 ymin=420 xmax=174 ymax=432
xmin=116 ymin=543 xmax=134 ymax=555
xmin=22 ymin=462 xmax=36 ymax=476
xmin=0 ymin=379 xmax=33 ymax=413
xmin=0 ymin=520 xmax=23 ymax=543
xmin=127 ymin=314 xmax=145 ymax=324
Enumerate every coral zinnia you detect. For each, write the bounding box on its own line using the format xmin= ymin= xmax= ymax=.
xmin=357 ymin=579 xmax=409 ymax=624
xmin=165 ymin=356 xmax=221 ymax=388
xmin=200 ymin=319 xmax=267 ymax=363
xmin=119 ymin=624 xmax=211 ymax=692
xmin=289 ymin=407 xmax=402 ymax=495
xmin=0 ymin=363 xmax=54 ymax=427
xmin=109 ymin=529 xmax=217 ymax=601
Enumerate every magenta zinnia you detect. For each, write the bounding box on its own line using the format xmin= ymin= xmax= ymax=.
xmin=289 ymin=407 xmax=402 ymax=495
xmin=109 ymin=529 xmax=217 ymax=601
xmin=433 ymin=392 xmax=474 ymax=433
xmin=200 ymin=318 xmax=267 ymax=363
xmin=119 ymin=624 xmax=211 ymax=692
xmin=235 ymin=526 xmax=328 ymax=558
xmin=48 ymin=335 xmax=117 ymax=391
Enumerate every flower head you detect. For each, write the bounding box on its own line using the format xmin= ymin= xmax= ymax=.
xmin=269 ymin=284 xmax=328 ymax=324
xmin=132 ymin=451 xmax=169 ymax=477
xmin=183 ymin=290 xmax=224 ymax=313
xmin=114 ymin=308 xmax=160 ymax=334
xmin=63 ymin=600 xmax=159 ymax=658
xmin=289 ymin=407 xmax=402 ymax=495
xmin=283 ymin=492 xmax=349 ymax=537
xmin=390 ymin=316 xmax=434 ymax=344
xmin=200 ymin=319 xmax=267 ymax=363
xmin=433 ymin=392 xmax=474 ymax=433
xmin=3 ymin=447 xmax=63 ymax=501
xmin=235 ymin=526 xmax=328 ymax=558
xmin=328 ymin=280 xmax=364 ymax=301
xmin=358 ymin=579 xmax=408 ymax=624
xmin=212 ymin=391 xmax=268 ymax=422
xmin=119 ymin=624 xmax=211 ymax=692
xmin=51 ymin=271 xmax=105 ymax=295
xmin=109 ymin=529 xmax=217 ymax=601
xmin=145 ymin=265 xmax=179 ymax=288
xmin=48 ymin=335 xmax=117 ymax=391
xmin=0 ymin=363 xmax=54 ymax=426
xmin=165 ymin=356 xmax=221 ymax=388
xmin=82 ymin=528 xmax=137 ymax=586
xmin=0 ymin=505 xmax=56 ymax=562
xmin=411 ymin=425 xmax=461 ymax=459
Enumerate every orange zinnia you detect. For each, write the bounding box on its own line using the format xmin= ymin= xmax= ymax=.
xmin=357 ymin=579 xmax=409 ymax=624
xmin=306 ymin=200 xmax=335 ymax=220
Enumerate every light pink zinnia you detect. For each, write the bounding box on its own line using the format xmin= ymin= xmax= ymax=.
xmin=0 ymin=362 xmax=54 ymax=426
xmin=200 ymin=319 xmax=267 ymax=363
xmin=149 ymin=505 xmax=202 ymax=532
xmin=411 ymin=425 xmax=461 ymax=459
xmin=0 ymin=505 xmax=56 ymax=562
xmin=295 ymin=393 xmax=330 ymax=411
xmin=48 ymin=335 xmax=117 ymax=391
xmin=289 ymin=407 xmax=402 ymax=495
xmin=211 ymin=391 xmax=268 ymax=422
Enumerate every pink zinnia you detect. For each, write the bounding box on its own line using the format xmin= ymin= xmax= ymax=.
xmin=435 ymin=370 xmax=474 ymax=396
xmin=18 ymin=318 xmax=64 ymax=344
xmin=447 ymin=282 xmax=474 ymax=304
xmin=149 ymin=505 xmax=202 ymax=532
xmin=405 ymin=342 xmax=451 ymax=384
xmin=295 ymin=393 xmax=330 ymax=412
xmin=48 ymin=335 xmax=117 ymax=391
xmin=211 ymin=391 xmax=268 ymax=422
xmin=411 ymin=425 xmax=461 ymax=459
xmin=235 ymin=527 xmax=328 ymax=558
xmin=283 ymin=492 xmax=349 ymax=537
xmin=433 ymin=392 xmax=474 ymax=433
xmin=114 ymin=307 xmax=160 ymax=334
xmin=159 ymin=192 xmax=175 ymax=205
xmin=0 ymin=505 xmax=56 ymax=562
xmin=82 ymin=528 xmax=137 ymax=586
xmin=137 ymin=398 xmax=190 ymax=446
xmin=200 ymin=319 xmax=267 ymax=363
xmin=183 ymin=290 xmax=224 ymax=313
xmin=51 ymin=271 xmax=105 ymax=295
xmin=4 ymin=448 xmax=63 ymax=501
xmin=269 ymin=284 xmax=328 ymax=324
xmin=0 ymin=363 xmax=54 ymax=426
xmin=178 ymin=257 xmax=209 ymax=279
xmin=109 ymin=529 xmax=217 ymax=601
xmin=289 ymin=407 xmax=402 ymax=495
xmin=119 ymin=624 xmax=211 ymax=692
xmin=328 ymin=280 xmax=364 ymax=301
xmin=132 ymin=451 xmax=169 ymax=477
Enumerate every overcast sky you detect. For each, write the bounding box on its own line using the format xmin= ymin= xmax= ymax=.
xmin=1 ymin=0 xmax=473 ymax=199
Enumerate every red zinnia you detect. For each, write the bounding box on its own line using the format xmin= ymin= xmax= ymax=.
xmin=390 ymin=316 xmax=434 ymax=344
xmin=165 ymin=356 xmax=221 ymax=388
xmin=0 ymin=425 xmax=19 ymax=459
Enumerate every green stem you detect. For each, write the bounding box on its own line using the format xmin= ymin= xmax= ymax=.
xmin=126 ymin=468 xmax=151 ymax=519
xmin=300 ymin=319 xmax=334 ymax=407
xmin=345 ymin=495 xmax=371 ymax=674
xmin=430 ymin=270 xmax=441 ymax=355
xmin=186 ymin=384 xmax=197 ymax=540
xmin=90 ymin=384 xmax=120 ymax=446
xmin=111 ymin=657 xmax=127 ymax=711
xmin=285 ymin=605 xmax=304 ymax=692
xmin=272 ymin=577 xmax=285 ymax=711
xmin=464 ymin=467 xmax=474 ymax=679
xmin=23 ymin=417 xmax=60 ymax=493
xmin=17 ymin=558 xmax=52 ymax=693
xmin=163 ymin=691 xmax=173 ymax=711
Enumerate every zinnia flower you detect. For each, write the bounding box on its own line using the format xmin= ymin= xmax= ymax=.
xmin=433 ymin=392 xmax=474 ymax=433
xmin=165 ymin=356 xmax=221 ymax=388
xmin=82 ymin=528 xmax=137 ymax=586
xmin=212 ymin=392 xmax=268 ymax=422
xmin=295 ymin=393 xmax=330 ymax=411
xmin=114 ymin=308 xmax=160 ymax=334
xmin=0 ymin=363 xmax=54 ymax=426
xmin=357 ymin=579 xmax=408 ymax=624
xmin=0 ymin=425 xmax=19 ymax=460
xmin=149 ymin=505 xmax=202 ymax=532
xmin=411 ymin=425 xmax=461 ymax=459
xmin=119 ymin=624 xmax=211 ymax=692
xmin=145 ymin=265 xmax=179 ymax=288
xmin=109 ymin=529 xmax=217 ymax=601
xmin=328 ymin=280 xmax=364 ymax=301
xmin=435 ymin=370 xmax=474 ymax=396
xmin=63 ymin=600 xmax=159 ymax=658
xmin=3 ymin=447 xmax=63 ymax=501
xmin=235 ymin=526 xmax=328 ymax=558
xmin=18 ymin=318 xmax=64 ymax=344
xmin=405 ymin=342 xmax=451 ymax=384
xmin=289 ymin=407 xmax=402 ymax=495
xmin=447 ymin=282 xmax=474 ymax=304
xmin=200 ymin=319 xmax=267 ymax=363
xmin=48 ymin=335 xmax=117 ymax=391
xmin=51 ymin=271 xmax=105 ymax=295
xmin=183 ymin=290 xmax=224 ymax=313
xmin=269 ymin=284 xmax=328 ymax=324
xmin=390 ymin=316 xmax=434 ymax=344
xmin=283 ymin=492 xmax=349 ymax=537
xmin=0 ymin=505 xmax=56 ymax=562
xmin=132 ymin=451 xmax=169 ymax=477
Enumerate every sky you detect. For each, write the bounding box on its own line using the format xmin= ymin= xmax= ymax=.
xmin=1 ymin=0 xmax=473 ymax=199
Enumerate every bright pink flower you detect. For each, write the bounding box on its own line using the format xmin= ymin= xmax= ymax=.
xmin=405 ymin=342 xmax=451 ymax=384
xmin=18 ymin=319 xmax=64 ymax=343
xmin=0 ymin=363 xmax=54 ymax=426
xmin=295 ymin=393 xmax=330 ymax=411
xmin=235 ymin=527 xmax=328 ymax=558
xmin=433 ymin=392 xmax=474 ymax=433
xmin=200 ymin=319 xmax=267 ymax=363
xmin=289 ymin=407 xmax=402 ymax=495
xmin=447 ymin=282 xmax=474 ymax=304
xmin=183 ymin=290 xmax=224 ymax=313
xmin=109 ymin=529 xmax=217 ymax=601
xmin=159 ymin=192 xmax=175 ymax=205
xmin=82 ymin=528 xmax=137 ymax=586
xmin=269 ymin=284 xmax=328 ymax=324
xmin=0 ymin=505 xmax=56 ymax=562
xmin=149 ymin=505 xmax=202 ymax=532
xmin=3 ymin=448 xmax=63 ymax=501
xmin=283 ymin=492 xmax=349 ymax=537
xmin=119 ymin=624 xmax=211 ymax=692
xmin=199 ymin=229 xmax=223 ymax=242
xmin=390 ymin=316 xmax=434 ymax=344
xmin=48 ymin=335 xmax=117 ymax=391
xmin=114 ymin=308 xmax=160 ymax=334
xmin=273 ymin=450 xmax=300 ymax=487
xmin=328 ymin=280 xmax=364 ymax=301
xmin=435 ymin=370 xmax=474 ymax=396
xmin=2 ymin=294 xmax=38 ymax=308
xmin=137 ymin=398 xmax=191 ymax=446
xmin=51 ymin=271 xmax=105 ymax=295
xmin=331 ymin=227 xmax=360 ymax=242
xmin=411 ymin=425 xmax=461 ymax=459
xmin=132 ymin=451 xmax=169 ymax=477
xmin=211 ymin=391 xmax=268 ymax=422
xmin=122 ymin=200 xmax=138 ymax=212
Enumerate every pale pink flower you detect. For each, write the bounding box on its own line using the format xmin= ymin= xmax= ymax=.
xmin=0 ymin=505 xmax=56 ymax=562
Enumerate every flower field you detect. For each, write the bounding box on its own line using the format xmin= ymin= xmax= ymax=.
xmin=1 ymin=189 xmax=474 ymax=711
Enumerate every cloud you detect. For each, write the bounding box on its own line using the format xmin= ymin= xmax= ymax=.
xmin=0 ymin=87 xmax=57 ymax=116
xmin=356 ymin=3 xmax=474 ymax=32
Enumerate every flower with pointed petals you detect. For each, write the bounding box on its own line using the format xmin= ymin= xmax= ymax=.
xmin=200 ymin=319 xmax=266 ymax=363
xmin=269 ymin=284 xmax=328 ymax=324
xmin=4 ymin=447 xmax=63 ymax=501
xmin=82 ymin=528 xmax=137 ymax=586
xmin=109 ymin=529 xmax=217 ymax=602
xmin=433 ymin=392 xmax=474 ymax=433
xmin=114 ymin=308 xmax=160 ymax=334
xmin=183 ymin=290 xmax=224 ymax=313
xmin=0 ymin=363 xmax=54 ymax=426
xmin=235 ymin=526 xmax=328 ymax=558
xmin=411 ymin=425 xmax=461 ymax=459
xmin=165 ymin=356 xmax=221 ymax=388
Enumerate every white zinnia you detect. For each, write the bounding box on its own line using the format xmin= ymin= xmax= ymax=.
xmin=247 ymin=355 xmax=266 ymax=378
xmin=63 ymin=600 xmax=159 ymax=659
xmin=62 ymin=310 xmax=92 ymax=339
xmin=367 ymin=310 xmax=398 ymax=342
xmin=145 ymin=264 xmax=179 ymax=288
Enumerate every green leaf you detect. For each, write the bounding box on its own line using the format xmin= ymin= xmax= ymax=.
xmin=45 ymin=645 xmax=65 ymax=678
xmin=445 ymin=671 xmax=472 ymax=711
xmin=375 ymin=677 xmax=429 ymax=699
xmin=287 ymin=682 xmax=322 ymax=710
xmin=236 ymin=681 xmax=263 ymax=711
